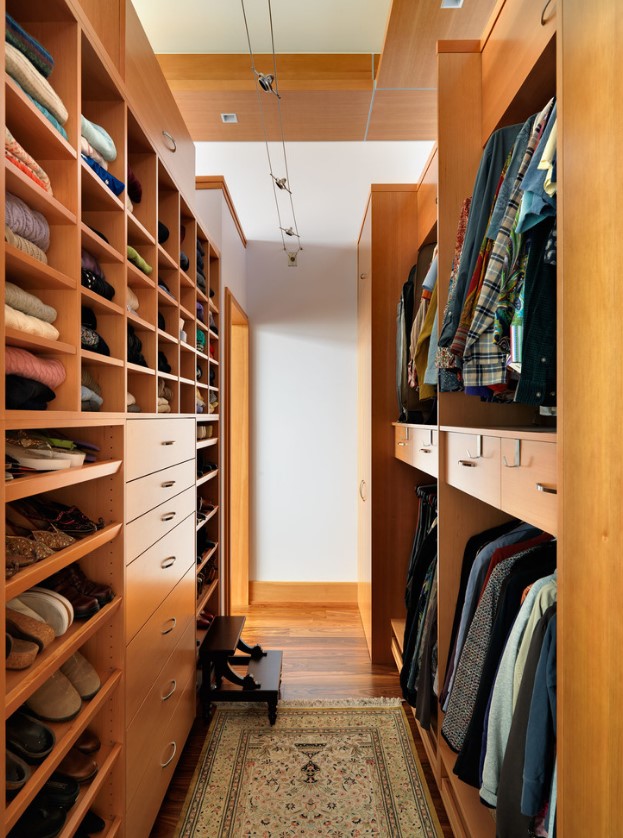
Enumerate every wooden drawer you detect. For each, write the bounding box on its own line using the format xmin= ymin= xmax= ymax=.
xmin=126 ymin=458 xmax=195 ymax=523
xmin=125 ymin=485 xmax=195 ymax=563
xmin=126 ymin=514 xmax=195 ymax=641
xmin=411 ymin=427 xmax=439 ymax=478
xmin=125 ymin=417 xmax=195 ymax=482
xmin=126 ymin=619 xmax=196 ymax=804
xmin=500 ymin=437 xmax=558 ymax=535
xmin=125 ymin=670 xmax=196 ymax=837
xmin=394 ymin=424 xmax=415 ymax=465
xmin=126 ymin=564 xmax=195 ymax=722
xmin=446 ymin=432 xmax=501 ymax=507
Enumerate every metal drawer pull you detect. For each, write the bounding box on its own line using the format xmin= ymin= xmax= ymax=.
xmin=397 ymin=441 xmax=407 ymax=447
xmin=161 ymin=440 xmax=176 ymax=446
xmin=161 ymin=512 xmax=176 ymax=521
xmin=541 ymin=0 xmax=555 ymax=25
xmin=161 ymin=617 xmax=177 ymax=635
xmin=359 ymin=480 xmax=367 ymax=501
xmin=162 ymin=130 xmax=177 ymax=152
xmin=503 ymin=439 xmax=522 ymax=468
xmin=458 ymin=459 xmax=477 ymax=468
xmin=161 ymin=556 xmax=176 ymax=569
xmin=161 ymin=480 xmax=176 ymax=488
xmin=466 ymin=435 xmax=483 ymax=460
xmin=161 ymin=679 xmax=177 ymax=701
xmin=536 ymin=483 xmax=557 ymax=494
xmin=160 ymin=741 xmax=177 ymax=768
xmin=420 ymin=448 xmax=431 ymax=454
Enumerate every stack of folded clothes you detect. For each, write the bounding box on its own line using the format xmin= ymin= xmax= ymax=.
xmin=127 ymin=391 xmax=141 ymax=413
xmin=81 ymin=369 xmax=103 ymax=412
xmin=209 ymin=312 xmax=218 ymax=335
xmin=126 ymin=286 xmax=140 ymax=314
xmin=5 ymin=348 xmax=65 ymax=410
xmin=197 ymin=239 xmax=206 ymax=293
xmin=127 ymin=244 xmax=152 ymax=275
xmin=158 ymin=220 xmax=169 ymax=244
xmin=81 ymin=248 xmax=115 ymax=301
xmin=179 ymin=317 xmax=187 ymax=343
xmin=81 ymin=114 xmax=124 ymax=196
xmin=196 ymin=327 xmax=206 ymax=353
xmin=5 ymin=191 xmax=50 ymax=264
xmin=127 ymin=324 xmax=147 ymax=366
xmin=158 ymin=378 xmax=172 ymax=413
xmin=5 ymin=14 xmax=68 ymax=139
xmin=208 ymin=389 xmax=219 ymax=414
xmin=158 ymin=351 xmax=172 ymax=374
xmin=5 ymin=280 xmax=59 ymax=341
xmin=196 ymin=387 xmax=206 ymax=414
xmin=81 ymin=307 xmax=110 ymax=357
xmin=5 ymin=127 xmax=52 ymax=193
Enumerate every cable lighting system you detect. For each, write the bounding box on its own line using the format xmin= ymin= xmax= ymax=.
xmin=241 ymin=0 xmax=303 ymax=266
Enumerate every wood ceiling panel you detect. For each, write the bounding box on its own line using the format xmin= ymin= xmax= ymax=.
xmin=158 ymin=53 xmax=378 ymax=91
xmin=173 ymin=89 xmax=373 ymax=141
xmin=366 ymin=90 xmax=436 ymax=140
xmin=376 ymin=0 xmax=500 ymax=89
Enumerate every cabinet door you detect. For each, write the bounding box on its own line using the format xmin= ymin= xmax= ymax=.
xmin=357 ymin=204 xmax=372 ymax=651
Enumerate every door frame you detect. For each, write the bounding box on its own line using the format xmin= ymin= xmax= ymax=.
xmin=224 ymin=289 xmax=250 ymax=611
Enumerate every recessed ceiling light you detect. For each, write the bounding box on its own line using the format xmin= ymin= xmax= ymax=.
xmin=221 ymin=113 xmax=238 ymax=124
xmin=441 ymin=0 xmax=464 ymax=7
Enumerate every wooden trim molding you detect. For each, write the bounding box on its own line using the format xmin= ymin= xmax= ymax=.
xmin=196 ymin=176 xmax=247 ymax=248
xmin=249 ymin=582 xmax=358 ymax=604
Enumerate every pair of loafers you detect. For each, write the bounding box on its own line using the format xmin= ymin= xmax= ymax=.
xmin=26 ymin=651 xmax=101 ymax=722
xmin=8 ymin=773 xmax=80 ymax=837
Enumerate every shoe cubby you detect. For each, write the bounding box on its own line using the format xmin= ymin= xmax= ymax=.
xmin=157 ymin=162 xmax=180 ymax=267
xmin=179 ymin=381 xmax=196 ymax=415
xmin=127 ymin=110 xmax=157 ymax=245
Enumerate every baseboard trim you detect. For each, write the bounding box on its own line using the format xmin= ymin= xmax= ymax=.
xmin=249 ymin=581 xmax=358 ymax=604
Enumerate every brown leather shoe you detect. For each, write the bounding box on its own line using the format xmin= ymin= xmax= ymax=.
xmin=74 ymin=728 xmax=100 ymax=755
xmin=39 ymin=573 xmax=99 ymax=620
xmin=56 ymin=747 xmax=98 ymax=784
xmin=45 ymin=564 xmax=113 ymax=608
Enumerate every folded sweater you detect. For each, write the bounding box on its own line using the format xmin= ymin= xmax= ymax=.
xmin=5 ymin=304 xmax=59 ymax=341
xmin=5 ymin=192 xmax=50 ymax=251
xmin=5 ymin=224 xmax=48 ymax=263
xmin=5 ymin=345 xmax=66 ymax=388
xmin=5 ymin=127 xmax=52 ymax=193
xmin=5 ymin=43 xmax=67 ymax=125
xmin=5 ymin=282 xmax=56 ymax=323
xmin=80 ymin=136 xmax=108 ymax=169
xmin=81 ymin=114 xmax=117 ymax=162
xmin=6 ymin=13 xmax=54 ymax=78
xmin=6 ymin=374 xmax=56 ymax=409
xmin=127 ymin=245 xmax=153 ymax=275
xmin=81 ymin=153 xmax=125 ymax=196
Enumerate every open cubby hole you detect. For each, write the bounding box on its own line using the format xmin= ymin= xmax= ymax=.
xmin=180 ymin=382 xmax=195 ymax=414
xmin=5 ymin=352 xmax=79 ymax=412
xmin=127 ymin=370 xmax=156 ymax=414
xmin=44 ymin=222 xmax=80 ymax=282
xmin=127 ymin=321 xmax=156 ymax=371
xmin=81 ymin=363 xmax=125 ymax=413
xmin=127 ymin=112 xmax=157 ymax=238
xmin=127 ymin=241 xmax=157 ymax=288
xmin=157 ymin=266 xmax=179 ymax=307
xmin=129 ymin=282 xmax=157 ymax=326
xmin=179 ymin=284 xmax=196 ymax=325
xmin=82 ymin=211 xmax=125 ymax=266
xmin=157 ymin=375 xmax=179 ymax=414
xmin=209 ymin=244 xmax=220 ymax=298
xmin=180 ymin=207 xmax=196 ymax=282
xmin=81 ymin=306 xmax=125 ymax=363
xmin=158 ymin=306 xmax=179 ymax=341
xmin=6 ymin=3 xmax=80 ymax=150
xmin=196 ymin=357 xmax=209 ymax=386
xmin=157 ymin=172 xmax=180 ymax=263
xmin=27 ymin=286 xmax=79 ymax=348
xmin=81 ymin=32 xmax=125 ymax=179
xmin=180 ymin=347 xmax=197 ymax=383
xmin=81 ymin=260 xmax=125 ymax=311
xmin=157 ymin=340 xmax=178 ymax=377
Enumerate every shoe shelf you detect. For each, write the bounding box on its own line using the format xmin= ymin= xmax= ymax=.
xmin=4 ymin=670 xmax=122 ymax=831
xmin=196 ymin=470 xmax=218 ymax=488
xmin=5 ymin=460 xmax=123 ymax=502
xmin=196 ymin=505 xmax=218 ymax=531
xmin=197 ymin=543 xmax=218 ymax=575
xmin=197 ymin=579 xmax=219 ymax=618
xmin=5 ymin=598 xmax=122 ymax=717
xmin=58 ymin=742 xmax=122 ymax=838
xmin=196 ymin=438 xmax=218 ymax=450
xmin=6 ymin=523 xmax=123 ymax=601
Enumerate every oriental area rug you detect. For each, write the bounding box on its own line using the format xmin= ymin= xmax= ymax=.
xmin=175 ymin=699 xmax=442 ymax=837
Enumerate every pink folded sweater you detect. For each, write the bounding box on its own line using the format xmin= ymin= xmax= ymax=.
xmin=5 ymin=346 xmax=66 ymax=389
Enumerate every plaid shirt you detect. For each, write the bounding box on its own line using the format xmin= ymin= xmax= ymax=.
xmin=462 ymin=99 xmax=555 ymax=388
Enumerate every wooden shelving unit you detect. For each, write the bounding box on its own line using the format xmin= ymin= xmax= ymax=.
xmin=1 ymin=3 xmax=225 ymax=836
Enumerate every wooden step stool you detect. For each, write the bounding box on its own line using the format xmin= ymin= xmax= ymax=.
xmin=198 ymin=615 xmax=282 ymax=725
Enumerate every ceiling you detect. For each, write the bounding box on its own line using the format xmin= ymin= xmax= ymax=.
xmin=133 ymin=0 xmax=500 ymax=142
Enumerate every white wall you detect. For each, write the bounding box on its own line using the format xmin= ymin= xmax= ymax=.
xmin=247 ymin=240 xmax=358 ymax=582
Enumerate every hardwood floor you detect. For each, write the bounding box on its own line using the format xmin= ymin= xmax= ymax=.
xmin=150 ymin=603 xmax=453 ymax=837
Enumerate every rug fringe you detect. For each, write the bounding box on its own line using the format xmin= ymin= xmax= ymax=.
xmin=213 ymin=697 xmax=403 ymax=708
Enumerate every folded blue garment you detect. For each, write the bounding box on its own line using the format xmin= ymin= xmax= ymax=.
xmin=13 ymin=79 xmax=68 ymax=139
xmin=81 ymin=114 xmax=117 ymax=161
xmin=82 ymin=154 xmax=125 ymax=197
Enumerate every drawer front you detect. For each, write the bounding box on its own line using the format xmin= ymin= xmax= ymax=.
xmin=126 ymin=619 xmax=196 ymax=804
xmin=126 ymin=514 xmax=195 ymax=641
xmin=500 ymin=438 xmax=558 ymax=534
xmin=446 ymin=433 xmax=501 ymax=507
xmin=394 ymin=425 xmax=415 ymax=465
xmin=126 ymin=459 xmax=195 ymax=523
xmin=126 ymin=417 xmax=195 ymax=481
xmin=125 ymin=671 xmax=196 ymax=837
xmin=411 ymin=427 xmax=439 ymax=478
xmin=126 ymin=564 xmax=195 ymax=722
xmin=125 ymin=485 xmax=195 ymax=563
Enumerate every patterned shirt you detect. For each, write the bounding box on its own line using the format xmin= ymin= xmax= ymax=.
xmin=462 ymin=99 xmax=555 ymax=388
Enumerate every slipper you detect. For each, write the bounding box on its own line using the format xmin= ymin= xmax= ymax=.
xmin=19 ymin=589 xmax=72 ymax=636
xmin=7 ymin=711 xmax=56 ymax=763
xmin=6 ymin=633 xmax=39 ymax=669
xmin=26 ymin=671 xmax=82 ymax=722
xmin=6 ymin=749 xmax=31 ymax=796
xmin=6 ymin=607 xmax=55 ymax=651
